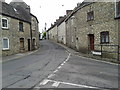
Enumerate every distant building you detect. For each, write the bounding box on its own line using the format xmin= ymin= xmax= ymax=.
xmin=57 ymin=16 xmax=66 ymax=44
xmin=1 ymin=0 xmax=39 ymax=56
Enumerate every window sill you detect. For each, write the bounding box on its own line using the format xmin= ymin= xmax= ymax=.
xmin=87 ymin=19 xmax=94 ymax=22
xmin=100 ymin=42 xmax=109 ymax=44
xmin=2 ymin=49 xmax=10 ymax=51
xmin=2 ymin=27 xmax=9 ymax=30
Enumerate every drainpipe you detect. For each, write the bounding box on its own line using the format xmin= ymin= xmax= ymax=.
xmin=30 ymin=23 xmax=33 ymax=51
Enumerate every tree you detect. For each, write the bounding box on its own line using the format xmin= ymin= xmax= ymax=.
xmin=43 ymin=32 xmax=46 ymax=39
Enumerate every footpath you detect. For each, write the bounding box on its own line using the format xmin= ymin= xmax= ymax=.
xmin=1 ymin=49 xmax=39 ymax=63
xmin=56 ymin=42 xmax=119 ymax=65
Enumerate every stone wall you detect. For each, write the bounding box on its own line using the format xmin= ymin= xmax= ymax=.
xmin=66 ymin=2 xmax=119 ymax=59
xmin=48 ymin=26 xmax=58 ymax=42
xmin=1 ymin=15 xmax=31 ymax=56
xmin=57 ymin=22 xmax=66 ymax=44
xmin=31 ymin=16 xmax=40 ymax=50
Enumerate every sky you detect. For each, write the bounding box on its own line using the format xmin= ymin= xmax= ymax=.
xmin=5 ymin=0 xmax=84 ymax=32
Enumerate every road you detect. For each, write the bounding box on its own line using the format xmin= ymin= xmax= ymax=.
xmin=2 ymin=40 xmax=119 ymax=89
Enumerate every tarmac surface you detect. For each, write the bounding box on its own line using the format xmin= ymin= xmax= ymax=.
xmin=2 ymin=40 xmax=119 ymax=89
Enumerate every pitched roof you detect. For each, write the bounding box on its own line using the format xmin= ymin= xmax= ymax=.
xmin=65 ymin=2 xmax=94 ymax=22
xmin=57 ymin=16 xmax=66 ymax=26
xmin=30 ymin=13 xmax=39 ymax=23
xmin=0 ymin=2 xmax=31 ymax=23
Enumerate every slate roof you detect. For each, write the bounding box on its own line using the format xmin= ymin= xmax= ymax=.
xmin=65 ymin=2 xmax=94 ymax=22
xmin=57 ymin=16 xmax=66 ymax=26
xmin=0 ymin=1 xmax=31 ymax=23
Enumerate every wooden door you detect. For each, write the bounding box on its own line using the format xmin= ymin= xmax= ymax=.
xmin=89 ymin=34 xmax=94 ymax=50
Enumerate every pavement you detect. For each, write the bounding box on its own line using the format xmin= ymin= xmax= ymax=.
xmin=1 ymin=49 xmax=39 ymax=63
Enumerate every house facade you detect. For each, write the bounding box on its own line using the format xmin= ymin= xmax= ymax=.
xmin=47 ymin=23 xmax=58 ymax=42
xmin=57 ymin=16 xmax=66 ymax=45
xmin=31 ymin=14 xmax=40 ymax=50
xmin=65 ymin=2 xmax=120 ymax=59
xmin=1 ymin=0 xmax=39 ymax=56
xmin=47 ymin=1 xmax=120 ymax=60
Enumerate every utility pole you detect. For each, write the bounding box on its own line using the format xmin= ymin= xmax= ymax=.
xmin=44 ymin=23 xmax=47 ymax=39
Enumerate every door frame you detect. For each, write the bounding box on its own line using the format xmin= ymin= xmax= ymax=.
xmin=88 ymin=34 xmax=94 ymax=50
xmin=28 ymin=39 xmax=31 ymax=51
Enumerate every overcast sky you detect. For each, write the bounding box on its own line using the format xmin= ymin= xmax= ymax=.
xmin=5 ymin=0 xmax=84 ymax=32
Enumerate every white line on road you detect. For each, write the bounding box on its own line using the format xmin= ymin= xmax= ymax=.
xmin=39 ymin=79 xmax=50 ymax=86
xmin=58 ymin=66 xmax=62 ymax=69
xmin=52 ymin=81 xmax=60 ymax=87
xmin=47 ymin=53 xmax=71 ymax=79
xmin=53 ymin=69 xmax=58 ymax=73
xmin=61 ymin=63 xmax=64 ymax=66
xmin=39 ymin=79 xmax=101 ymax=89
xmin=47 ymin=74 xmax=55 ymax=78
xmin=51 ymin=79 xmax=101 ymax=89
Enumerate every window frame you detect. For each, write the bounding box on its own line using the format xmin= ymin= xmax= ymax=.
xmin=87 ymin=11 xmax=94 ymax=21
xmin=19 ymin=22 xmax=24 ymax=32
xmin=1 ymin=18 xmax=9 ymax=29
xmin=20 ymin=38 xmax=25 ymax=50
xmin=2 ymin=37 xmax=9 ymax=50
xmin=100 ymin=31 xmax=109 ymax=44
xmin=116 ymin=1 xmax=120 ymax=16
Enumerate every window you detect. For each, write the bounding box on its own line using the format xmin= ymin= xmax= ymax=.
xmin=116 ymin=1 xmax=120 ymax=15
xmin=2 ymin=18 xmax=8 ymax=29
xmin=2 ymin=38 xmax=9 ymax=50
xmin=100 ymin=31 xmax=109 ymax=44
xmin=87 ymin=11 xmax=94 ymax=21
xmin=19 ymin=22 xmax=24 ymax=32
xmin=20 ymin=38 xmax=24 ymax=50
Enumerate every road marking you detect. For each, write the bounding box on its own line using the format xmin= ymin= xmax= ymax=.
xmin=47 ymin=53 xmax=71 ymax=79
xmin=38 ymin=79 xmax=101 ymax=89
xmin=47 ymin=74 xmax=55 ymax=78
xmin=58 ymin=66 xmax=62 ymax=69
xmin=52 ymin=81 xmax=60 ymax=87
xmin=53 ymin=69 xmax=58 ymax=73
xmin=39 ymin=79 xmax=50 ymax=86
xmin=61 ymin=63 xmax=64 ymax=66
xmin=60 ymin=81 xmax=98 ymax=88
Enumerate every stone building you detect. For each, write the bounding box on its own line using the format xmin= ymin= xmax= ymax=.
xmin=57 ymin=16 xmax=66 ymax=44
xmin=31 ymin=14 xmax=40 ymax=50
xmin=47 ymin=23 xmax=58 ymax=42
xmin=65 ymin=1 xmax=120 ymax=59
xmin=1 ymin=0 xmax=39 ymax=56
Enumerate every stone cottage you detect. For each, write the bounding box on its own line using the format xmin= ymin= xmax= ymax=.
xmin=57 ymin=16 xmax=66 ymax=44
xmin=0 ymin=0 xmax=39 ymax=56
xmin=65 ymin=1 xmax=120 ymax=60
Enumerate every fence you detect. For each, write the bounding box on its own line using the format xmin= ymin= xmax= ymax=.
xmin=88 ymin=44 xmax=120 ymax=61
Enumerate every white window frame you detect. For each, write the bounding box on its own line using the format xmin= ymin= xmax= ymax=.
xmin=2 ymin=37 xmax=9 ymax=50
xmin=1 ymin=18 xmax=9 ymax=29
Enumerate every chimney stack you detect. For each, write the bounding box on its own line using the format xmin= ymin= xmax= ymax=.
xmin=66 ymin=10 xmax=73 ymax=15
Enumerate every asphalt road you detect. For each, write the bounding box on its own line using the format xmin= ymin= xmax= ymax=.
xmin=2 ymin=40 xmax=119 ymax=89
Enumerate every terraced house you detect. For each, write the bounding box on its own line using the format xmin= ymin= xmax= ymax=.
xmin=65 ymin=1 xmax=120 ymax=60
xmin=47 ymin=1 xmax=120 ymax=60
xmin=0 ymin=0 xmax=39 ymax=56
